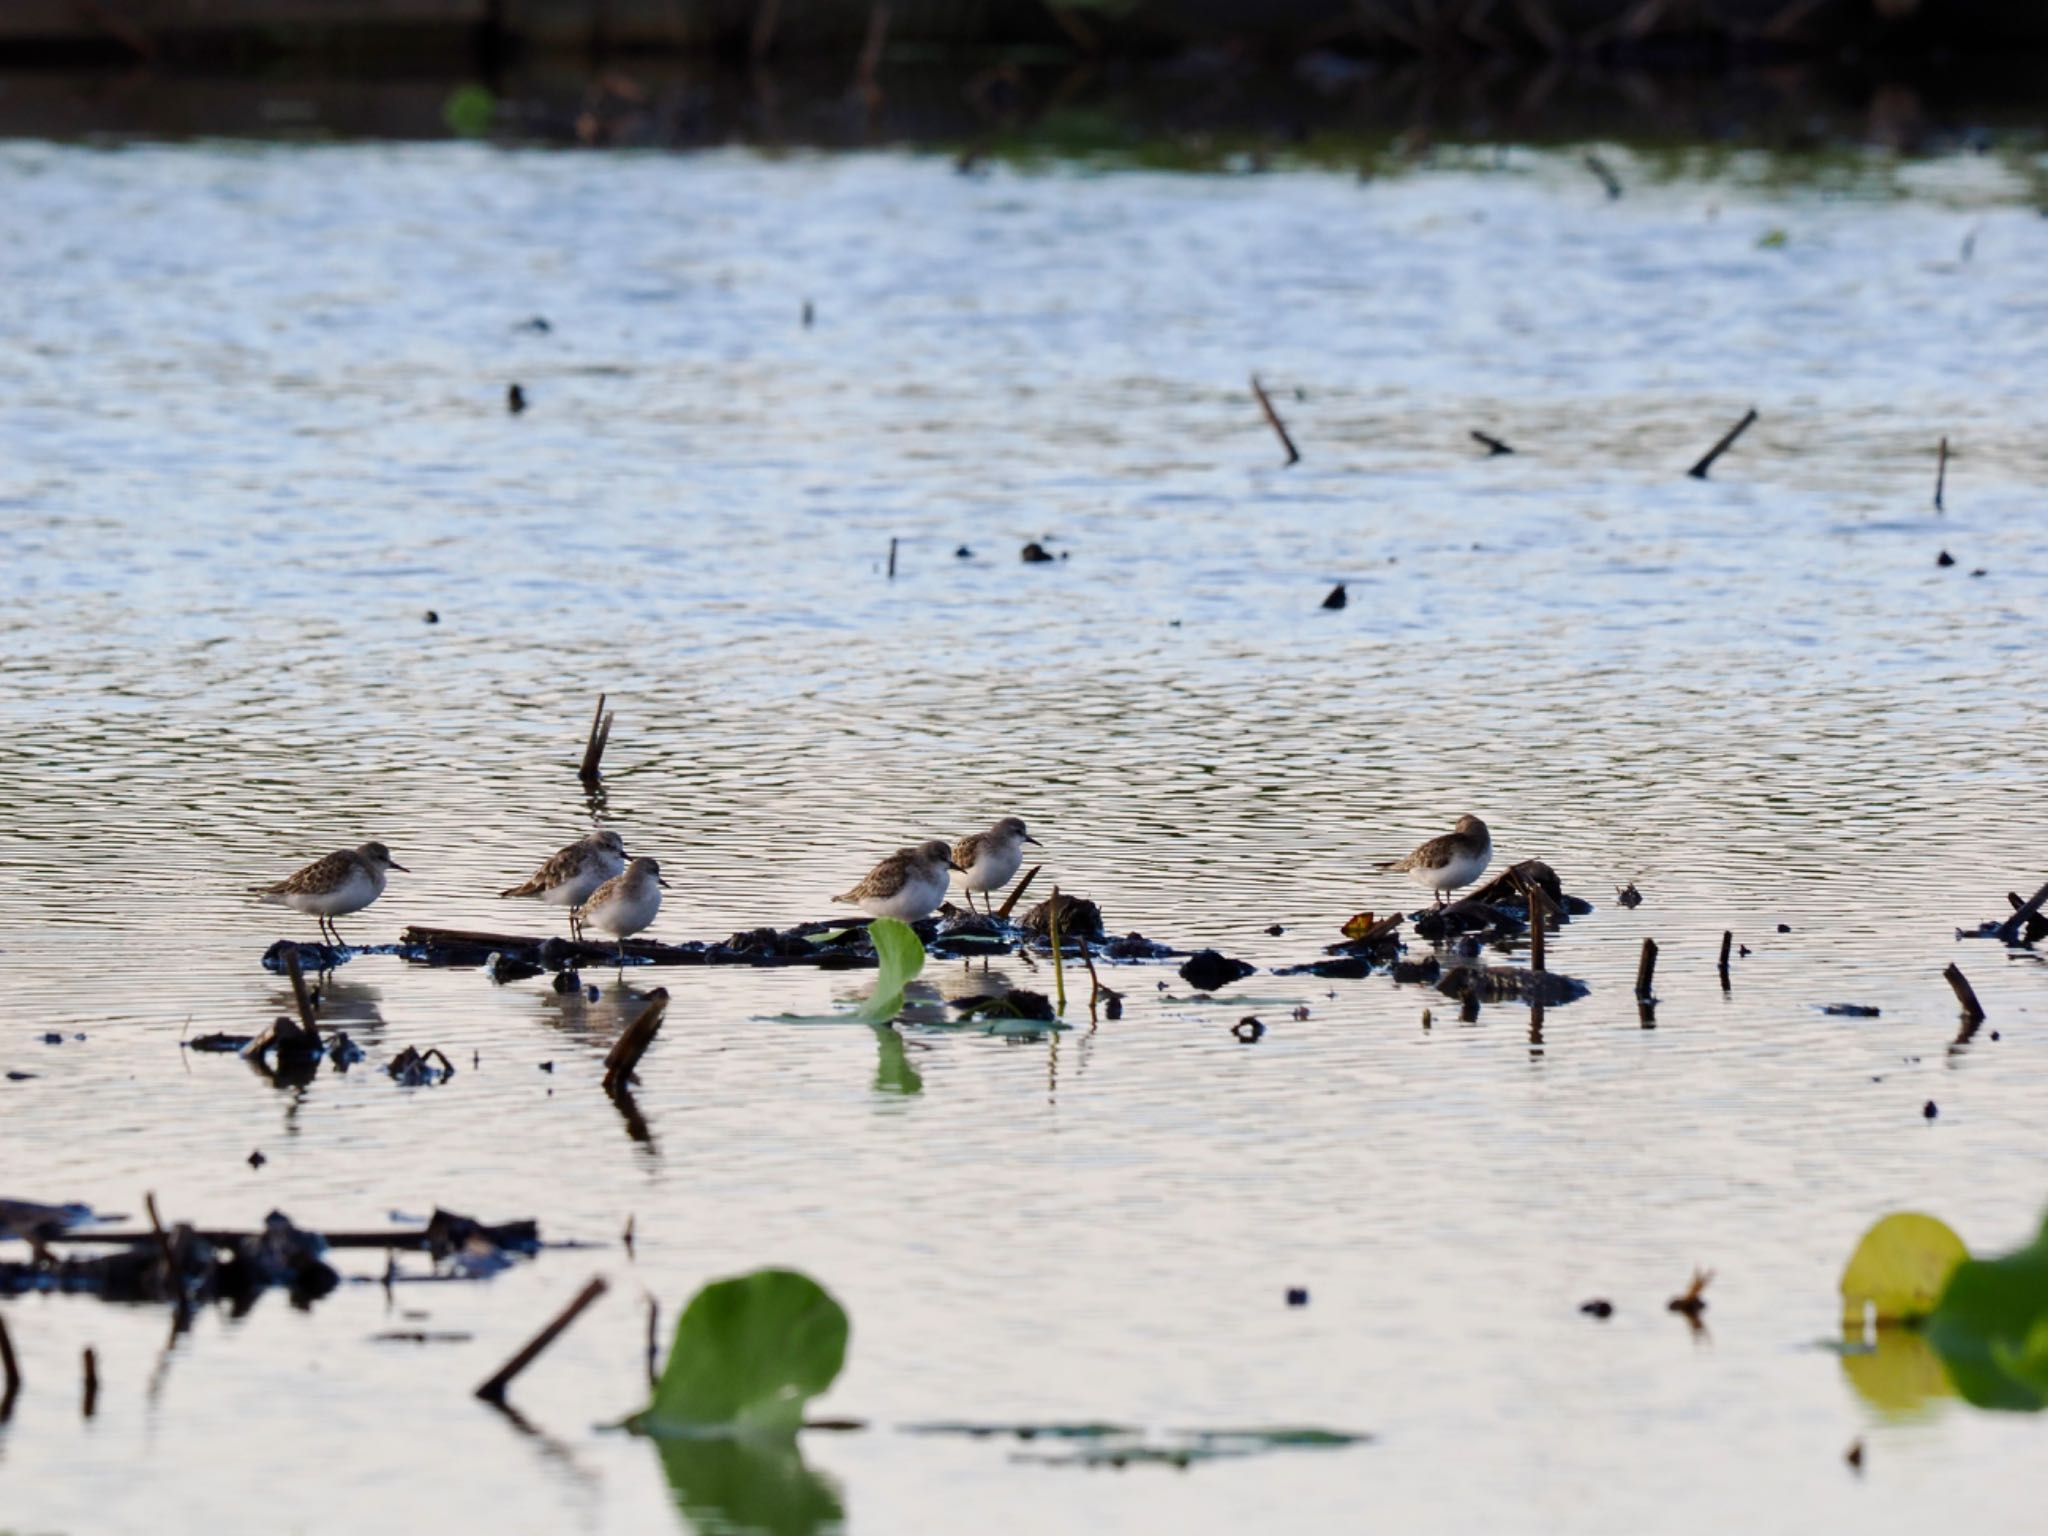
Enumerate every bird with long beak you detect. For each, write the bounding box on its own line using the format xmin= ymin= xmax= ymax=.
xmin=251 ymin=841 xmax=408 ymax=946
xmin=575 ymin=856 xmax=670 ymax=963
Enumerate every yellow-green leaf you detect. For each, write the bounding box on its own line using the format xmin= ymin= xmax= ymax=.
xmin=1840 ymin=1212 xmax=1970 ymax=1324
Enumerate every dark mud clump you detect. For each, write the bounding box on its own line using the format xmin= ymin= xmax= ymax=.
xmin=1435 ymin=964 xmax=1589 ymax=1007
xmin=1179 ymin=949 xmax=1256 ymax=991
xmin=1022 ymin=893 xmax=1105 ymax=945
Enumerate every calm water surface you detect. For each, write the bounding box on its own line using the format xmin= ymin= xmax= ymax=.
xmin=1 ymin=138 xmax=2045 ymax=1534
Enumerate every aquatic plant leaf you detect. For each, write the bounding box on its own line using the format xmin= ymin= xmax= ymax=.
xmin=654 ymin=1432 xmax=844 ymax=1536
xmin=850 ymin=918 xmax=923 ymax=1024
xmin=1926 ymin=1213 xmax=2048 ymax=1411
xmin=634 ymin=1270 xmax=849 ymax=1437
xmin=1840 ymin=1212 xmax=1969 ymax=1324
xmin=443 ymin=85 xmax=496 ymax=138
xmin=1757 ymin=228 xmax=1789 ymax=249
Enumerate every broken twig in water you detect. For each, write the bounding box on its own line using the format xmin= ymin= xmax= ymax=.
xmin=1995 ymin=880 xmax=2048 ymax=945
xmin=1687 ymin=408 xmax=1758 ymax=480
xmin=1934 ymin=436 xmax=1949 ymax=511
xmin=1471 ymin=430 xmax=1515 ymax=456
xmin=603 ymin=989 xmax=669 ymax=1096
xmin=1250 ymin=375 xmax=1301 ymax=465
xmin=475 ymin=1274 xmax=608 ymax=1404
xmin=1583 ymin=152 xmax=1623 ymax=199
xmin=282 ymin=948 xmax=318 ymax=1034
xmin=1049 ymin=887 xmax=1067 ymax=1016
xmin=82 ymin=1347 xmax=97 ymax=1418
xmin=579 ymin=693 xmax=614 ymax=785
xmin=886 ymin=537 xmax=898 ymax=579
xmin=996 ymin=865 xmax=1041 ymax=920
xmin=1635 ymin=937 xmax=1659 ymax=1002
xmin=1943 ymin=963 xmax=1986 ymax=1024
xmin=0 ymin=1313 xmax=20 ymax=1412
xmin=1718 ymin=930 xmax=1732 ymax=990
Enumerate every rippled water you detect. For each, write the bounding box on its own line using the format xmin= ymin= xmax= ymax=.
xmin=1 ymin=138 xmax=2046 ymax=1534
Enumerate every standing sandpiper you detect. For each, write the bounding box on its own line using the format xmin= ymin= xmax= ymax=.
xmin=1381 ymin=815 xmax=1492 ymax=908
xmin=252 ymin=841 xmax=408 ymax=946
xmin=832 ymin=840 xmax=964 ymax=922
xmin=951 ymin=816 xmax=1041 ymax=916
xmin=500 ymin=830 xmax=627 ymax=939
xmin=574 ymin=856 xmax=669 ymax=963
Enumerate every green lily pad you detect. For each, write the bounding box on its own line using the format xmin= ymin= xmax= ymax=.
xmin=1926 ymin=1212 xmax=2048 ymax=1411
xmin=1840 ymin=1211 xmax=1969 ymax=1324
xmin=631 ymin=1269 xmax=850 ymax=1438
xmin=763 ymin=919 xmax=926 ymax=1026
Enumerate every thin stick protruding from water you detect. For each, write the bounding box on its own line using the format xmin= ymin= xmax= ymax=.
xmin=1250 ymin=375 xmax=1301 ymax=466
xmin=1635 ymin=937 xmax=1659 ymax=1001
xmin=1996 ymin=880 xmax=2048 ymax=945
xmin=1049 ymin=886 xmax=1067 ymax=1016
xmin=475 ymin=1275 xmax=609 ymax=1404
xmin=887 ymin=537 xmax=898 ymax=579
xmin=1934 ymin=436 xmax=1949 ymax=512
xmin=1584 ymin=152 xmax=1623 ymax=199
xmin=82 ymin=1348 xmax=98 ymax=1418
xmin=997 ymin=865 xmax=1040 ymax=920
xmin=283 ymin=948 xmax=318 ymax=1034
xmin=603 ymin=989 xmax=669 ymax=1096
xmin=1943 ymin=963 xmax=1985 ymax=1024
xmin=1471 ymin=430 xmax=1515 ymax=456
xmin=855 ymin=3 xmax=890 ymax=111
xmin=1717 ymin=930 xmax=1732 ymax=990
xmin=1687 ymin=408 xmax=1757 ymax=480
xmin=1515 ymin=872 xmax=1546 ymax=973
xmin=579 ymin=693 xmax=614 ymax=785
xmin=0 ymin=1313 xmax=20 ymax=1414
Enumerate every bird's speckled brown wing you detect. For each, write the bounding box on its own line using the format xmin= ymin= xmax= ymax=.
xmin=258 ymin=849 xmax=359 ymax=897
xmin=835 ymin=850 xmax=913 ymax=904
xmin=502 ymin=837 xmax=596 ymax=898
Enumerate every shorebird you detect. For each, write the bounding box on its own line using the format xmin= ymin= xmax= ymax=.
xmin=951 ymin=816 xmax=1041 ymax=916
xmin=575 ymin=856 xmax=668 ymax=963
xmin=832 ymin=840 xmax=964 ymax=922
xmin=1382 ymin=815 xmax=1492 ymax=908
xmin=252 ymin=841 xmax=407 ymax=946
xmin=500 ymin=830 xmax=627 ymax=939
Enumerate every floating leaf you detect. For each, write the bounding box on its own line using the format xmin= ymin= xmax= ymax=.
xmin=1757 ymin=228 xmax=1789 ymax=249
xmin=443 ymin=84 xmax=496 ymax=138
xmin=1926 ymin=1213 xmax=2048 ymax=1410
xmin=852 ymin=918 xmax=923 ymax=1024
xmin=632 ymin=1269 xmax=849 ymax=1437
xmin=1840 ymin=1212 xmax=1969 ymax=1324
xmin=1834 ymin=1325 xmax=1956 ymax=1417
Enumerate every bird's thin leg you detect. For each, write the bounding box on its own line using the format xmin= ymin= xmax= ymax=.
xmin=330 ymin=917 xmax=346 ymax=948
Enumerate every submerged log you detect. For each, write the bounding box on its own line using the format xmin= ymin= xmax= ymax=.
xmin=1436 ymin=964 xmax=1590 ymax=1007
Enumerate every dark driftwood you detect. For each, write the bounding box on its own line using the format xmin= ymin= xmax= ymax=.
xmin=44 ymin=1215 xmax=537 ymax=1253
xmin=1718 ymin=929 xmax=1732 ymax=988
xmin=475 ymin=1275 xmax=608 ymax=1404
xmin=579 ymin=693 xmax=614 ymax=784
xmin=1934 ymin=437 xmax=1949 ymax=511
xmin=1995 ymin=881 xmax=2048 ymax=945
xmin=1250 ymin=375 xmax=1301 ymax=465
xmin=1944 ymin=963 xmax=1986 ymax=1023
xmin=0 ymin=1312 xmax=19 ymax=1411
xmin=283 ymin=948 xmax=318 ymax=1033
xmin=1687 ymin=408 xmax=1757 ymax=479
xmin=1471 ymin=430 xmax=1515 ymax=456
xmin=996 ymin=865 xmax=1041 ymax=919
xmin=604 ymin=990 xmax=669 ymax=1095
xmin=82 ymin=1347 xmax=97 ymax=1418
xmin=1635 ymin=937 xmax=1659 ymax=1000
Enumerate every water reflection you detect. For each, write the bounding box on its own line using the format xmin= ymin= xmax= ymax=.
xmin=655 ymin=1434 xmax=844 ymax=1536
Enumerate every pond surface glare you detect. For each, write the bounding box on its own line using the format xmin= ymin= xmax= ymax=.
xmin=0 ymin=139 xmax=2045 ymax=1534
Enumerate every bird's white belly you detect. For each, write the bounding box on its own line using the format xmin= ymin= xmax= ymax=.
xmin=547 ymin=857 xmax=623 ymax=907
xmin=288 ymin=869 xmax=381 ymax=917
xmin=1411 ymin=847 xmax=1490 ymax=893
xmin=863 ymin=869 xmax=947 ymax=920
xmin=963 ymin=843 xmax=1023 ymax=895
xmin=587 ymin=884 xmax=661 ymax=939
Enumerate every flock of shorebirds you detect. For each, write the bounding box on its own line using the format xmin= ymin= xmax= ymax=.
xmin=251 ymin=813 xmax=1495 ymax=957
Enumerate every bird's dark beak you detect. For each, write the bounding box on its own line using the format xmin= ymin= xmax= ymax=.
xmin=388 ymin=861 xmax=411 ymax=873
xmin=657 ymin=877 xmax=672 ymax=888
xmin=1023 ymin=835 xmax=1042 ymax=846
xmin=948 ymin=859 xmax=968 ymax=873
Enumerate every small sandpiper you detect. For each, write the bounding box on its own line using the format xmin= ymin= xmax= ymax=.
xmin=951 ymin=816 xmax=1041 ymax=916
xmin=574 ymin=856 xmax=669 ymax=962
xmin=832 ymin=840 xmax=964 ymax=922
xmin=500 ymin=830 xmax=627 ymax=939
xmin=252 ymin=841 xmax=408 ymax=946
xmin=1381 ymin=815 xmax=1492 ymax=908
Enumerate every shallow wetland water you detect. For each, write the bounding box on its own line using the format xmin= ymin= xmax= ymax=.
xmin=1 ymin=132 xmax=2046 ymax=1532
